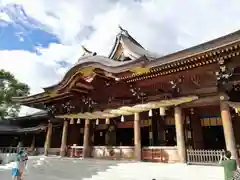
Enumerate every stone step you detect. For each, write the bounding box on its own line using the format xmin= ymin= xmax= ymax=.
xmin=82 ymin=163 xmax=224 ymax=180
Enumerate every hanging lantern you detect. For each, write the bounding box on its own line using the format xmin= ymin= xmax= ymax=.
xmin=190 ymin=108 xmax=194 ymax=115
xmin=105 ymin=118 xmax=110 ymax=124
xmin=159 ymin=107 xmax=166 ymax=116
xmin=121 ymin=115 xmax=124 ymax=122
xmin=70 ymin=118 xmax=74 ymax=125
xmin=77 ymin=119 xmax=81 ymax=124
xmin=148 ymin=109 xmax=153 ymax=117
xmin=149 ymin=131 xmax=153 ymax=139
xmin=96 ymin=119 xmax=99 ymax=125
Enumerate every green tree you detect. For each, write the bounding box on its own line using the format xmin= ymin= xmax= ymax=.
xmin=0 ymin=69 xmax=30 ymax=119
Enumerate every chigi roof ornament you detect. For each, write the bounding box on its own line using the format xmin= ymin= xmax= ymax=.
xmin=118 ymin=25 xmax=129 ymax=36
xmin=81 ymin=45 xmax=97 ymax=57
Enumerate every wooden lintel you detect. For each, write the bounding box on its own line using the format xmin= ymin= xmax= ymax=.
xmin=180 ymin=87 xmax=218 ymax=96
xmin=180 ymin=95 xmax=220 ymax=108
xmin=70 ymin=88 xmax=88 ymax=94
xmin=75 ymin=82 xmax=94 ymax=90
xmin=24 ymin=93 xmax=72 ymax=106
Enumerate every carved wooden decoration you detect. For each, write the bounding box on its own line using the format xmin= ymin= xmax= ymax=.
xmin=190 ymin=75 xmax=201 ymax=87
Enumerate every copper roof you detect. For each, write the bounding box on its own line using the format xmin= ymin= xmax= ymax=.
xmin=108 ymin=27 xmax=158 ymax=60
xmin=0 ymin=123 xmax=47 ymax=134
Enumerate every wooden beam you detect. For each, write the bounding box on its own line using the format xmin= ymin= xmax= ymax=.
xmin=180 ymin=95 xmax=226 ymax=108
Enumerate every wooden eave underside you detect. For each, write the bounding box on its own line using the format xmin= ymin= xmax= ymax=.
xmin=13 ymin=73 xmax=94 ymax=106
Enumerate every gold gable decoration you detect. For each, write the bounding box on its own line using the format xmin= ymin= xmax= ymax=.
xmin=48 ymin=90 xmax=58 ymax=97
xmin=130 ymin=67 xmax=150 ymax=75
xmin=81 ymin=45 xmax=97 ymax=57
xmin=78 ymin=67 xmax=95 ymax=77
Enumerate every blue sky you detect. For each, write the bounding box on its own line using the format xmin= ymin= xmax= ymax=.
xmin=0 ymin=23 xmax=59 ymax=52
xmin=0 ymin=4 xmax=60 ymax=51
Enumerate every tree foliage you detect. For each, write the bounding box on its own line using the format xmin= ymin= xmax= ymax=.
xmin=0 ymin=69 xmax=30 ymax=119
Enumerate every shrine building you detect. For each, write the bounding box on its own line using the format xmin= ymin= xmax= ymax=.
xmin=12 ymin=27 xmax=240 ymax=163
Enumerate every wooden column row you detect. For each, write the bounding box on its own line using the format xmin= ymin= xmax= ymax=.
xmin=174 ymin=101 xmax=238 ymax=162
xmin=44 ymin=116 xmax=142 ymax=160
xmin=43 ymin=111 xmax=186 ymax=161
xmin=43 ymin=118 xmax=91 ymax=158
xmin=44 ymin=101 xmax=238 ymax=162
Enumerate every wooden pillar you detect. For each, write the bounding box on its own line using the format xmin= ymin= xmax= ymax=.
xmin=83 ymin=119 xmax=90 ymax=158
xmin=174 ymin=106 xmax=186 ymax=163
xmin=134 ymin=112 xmax=141 ymax=161
xmin=44 ymin=121 xmax=52 ymax=156
xmin=60 ymin=120 xmax=68 ymax=157
xmin=31 ymin=135 xmax=35 ymax=150
xmin=220 ymin=101 xmax=237 ymax=159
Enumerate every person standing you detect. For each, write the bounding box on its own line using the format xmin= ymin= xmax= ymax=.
xmin=11 ymin=152 xmax=21 ymax=180
xmin=220 ymin=150 xmax=237 ymax=180
xmin=19 ymin=150 xmax=28 ymax=180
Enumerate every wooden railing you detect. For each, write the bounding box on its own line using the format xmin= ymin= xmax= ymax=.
xmin=91 ymin=146 xmax=135 ymax=160
xmin=67 ymin=146 xmax=83 ymax=158
xmin=0 ymin=147 xmax=28 ymax=154
xmin=187 ymin=149 xmax=224 ymax=165
xmin=66 ymin=146 xmax=180 ymax=162
xmin=141 ymin=146 xmax=179 ymax=163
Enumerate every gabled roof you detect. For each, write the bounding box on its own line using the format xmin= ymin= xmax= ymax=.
xmin=7 ymin=110 xmax=48 ymax=121
xmin=12 ymin=28 xmax=240 ymax=107
xmin=0 ymin=123 xmax=47 ymax=134
xmin=108 ymin=26 xmax=158 ymax=61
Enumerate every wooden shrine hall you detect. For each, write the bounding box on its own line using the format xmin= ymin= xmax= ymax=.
xmin=13 ymin=27 xmax=240 ymax=163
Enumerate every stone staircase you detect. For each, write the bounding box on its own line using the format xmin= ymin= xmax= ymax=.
xmin=83 ymin=162 xmax=224 ymax=180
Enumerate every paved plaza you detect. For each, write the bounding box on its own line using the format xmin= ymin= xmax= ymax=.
xmin=0 ymin=157 xmax=119 ymax=180
xmin=0 ymin=157 xmax=223 ymax=180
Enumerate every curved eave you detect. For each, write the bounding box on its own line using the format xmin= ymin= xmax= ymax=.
xmin=108 ymin=34 xmax=121 ymax=59
xmin=108 ymin=33 xmax=158 ymax=60
xmin=120 ymin=35 xmax=159 ymax=60
xmin=44 ymin=74 xmax=94 ymax=92
xmin=44 ymin=55 xmax=149 ymax=90
xmin=12 ymin=92 xmax=47 ymax=103
xmin=108 ymin=32 xmax=144 ymax=59
xmin=12 ymin=92 xmax=72 ymax=108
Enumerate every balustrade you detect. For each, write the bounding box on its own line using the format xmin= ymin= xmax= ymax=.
xmin=186 ymin=149 xmax=224 ymax=165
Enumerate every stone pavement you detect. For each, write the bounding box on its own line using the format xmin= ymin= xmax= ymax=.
xmin=0 ymin=156 xmax=224 ymax=180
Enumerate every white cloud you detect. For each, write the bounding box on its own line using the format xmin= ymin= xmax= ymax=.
xmin=1 ymin=0 xmax=240 ymax=116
